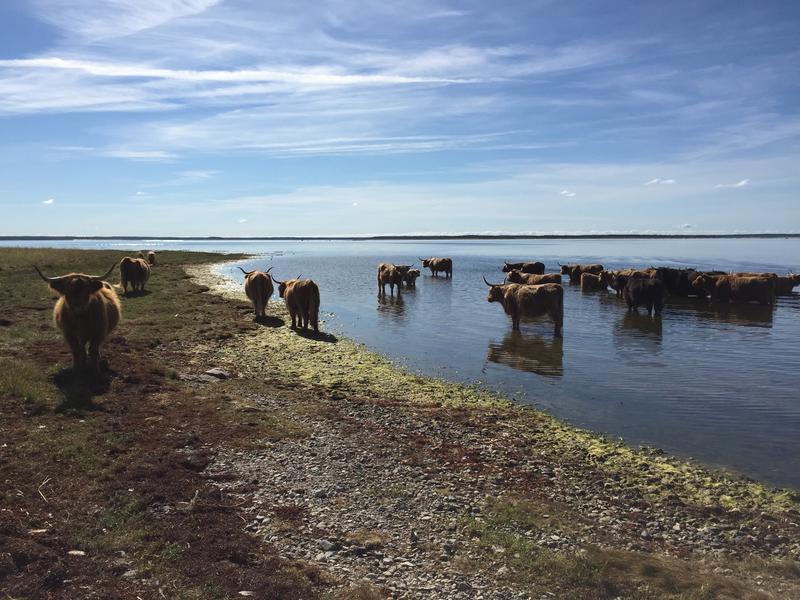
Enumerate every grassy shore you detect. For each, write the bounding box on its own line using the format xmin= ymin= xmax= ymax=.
xmin=1 ymin=248 xmax=799 ymax=599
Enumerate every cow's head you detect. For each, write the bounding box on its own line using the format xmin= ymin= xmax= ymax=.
xmin=559 ymin=263 xmax=573 ymax=275
xmin=35 ymin=264 xmax=116 ymax=311
xmin=502 ymin=261 xmax=521 ymax=273
xmin=506 ymin=270 xmax=524 ymax=284
xmin=418 ymin=258 xmax=431 ymax=268
xmin=394 ymin=264 xmax=413 ymax=275
xmin=691 ymin=274 xmax=714 ymax=294
xmin=272 ymin=274 xmax=299 ymax=298
xmin=483 ymin=276 xmax=506 ymax=302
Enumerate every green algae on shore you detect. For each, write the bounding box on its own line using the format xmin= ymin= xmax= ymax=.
xmin=190 ymin=261 xmax=799 ymax=518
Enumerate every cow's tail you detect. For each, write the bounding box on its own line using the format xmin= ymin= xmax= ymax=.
xmin=310 ymin=285 xmax=320 ymax=331
xmin=557 ymin=285 xmax=564 ymax=329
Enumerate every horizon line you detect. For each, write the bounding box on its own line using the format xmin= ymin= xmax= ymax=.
xmin=2 ymin=233 xmax=800 ymax=241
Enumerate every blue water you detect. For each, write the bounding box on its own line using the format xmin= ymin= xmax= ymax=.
xmin=6 ymin=237 xmax=800 ymax=488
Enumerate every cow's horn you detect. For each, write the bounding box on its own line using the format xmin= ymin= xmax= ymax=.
xmin=33 ymin=265 xmax=62 ymax=284
xmin=483 ymin=275 xmax=494 ymax=286
xmin=270 ymin=274 xmax=284 ymax=284
xmin=237 ymin=266 xmax=253 ymax=276
xmin=91 ymin=263 xmax=117 ymax=281
xmin=296 ymin=274 xmax=302 ymax=280
xmin=557 ymin=262 xmax=562 ymax=266
xmin=418 ymin=257 xmax=425 ymax=261
xmin=265 ymin=266 xmax=273 ymax=274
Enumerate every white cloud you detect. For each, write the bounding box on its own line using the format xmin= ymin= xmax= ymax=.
xmin=714 ymin=178 xmax=750 ymax=189
xmin=680 ymin=223 xmax=693 ymax=229
xmin=0 ymin=57 xmax=472 ymax=86
xmin=104 ymin=149 xmax=178 ymax=161
xmin=238 ymin=218 xmax=247 ymax=223
xmin=135 ymin=191 xmax=146 ymax=196
xmin=352 ymin=202 xmax=359 ymax=206
xmin=644 ymin=178 xmax=676 ymax=185
xmin=31 ymin=0 xmax=221 ymax=40
xmin=42 ymin=198 xmax=55 ymax=204
xmin=559 ymin=189 xmax=576 ymax=197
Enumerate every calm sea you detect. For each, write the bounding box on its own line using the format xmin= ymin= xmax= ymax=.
xmin=6 ymin=238 xmax=800 ymax=488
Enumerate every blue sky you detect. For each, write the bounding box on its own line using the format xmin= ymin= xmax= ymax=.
xmin=0 ymin=0 xmax=798 ymax=236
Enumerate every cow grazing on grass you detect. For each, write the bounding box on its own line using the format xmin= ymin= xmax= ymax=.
xmin=484 ymin=277 xmax=563 ymax=336
xmin=119 ymin=256 xmax=150 ymax=294
xmin=377 ymin=263 xmax=409 ymax=296
xmin=502 ymin=261 xmax=545 ymax=275
xmin=239 ymin=266 xmax=273 ymax=319
xmin=34 ymin=264 xmax=120 ymax=373
xmin=623 ymin=278 xmax=664 ymax=315
xmin=419 ymin=257 xmax=452 ymax=278
xmin=274 ymin=276 xmax=320 ymax=332
xmin=403 ymin=268 xmax=421 ymax=287
xmin=147 ymin=251 xmax=156 ymax=266
xmin=692 ymin=274 xmax=775 ymax=305
xmin=505 ymin=270 xmax=561 ymax=285
xmin=580 ymin=271 xmax=610 ymax=292
xmin=559 ymin=263 xmax=604 ymax=284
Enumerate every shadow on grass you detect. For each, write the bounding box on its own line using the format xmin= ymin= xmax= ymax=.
xmin=52 ymin=366 xmax=114 ymax=413
xmin=255 ymin=315 xmax=285 ymax=328
xmin=123 ymin=289 xmax=153 ymax=298
xmin=295 ymin=329 xmax=338 ymax=343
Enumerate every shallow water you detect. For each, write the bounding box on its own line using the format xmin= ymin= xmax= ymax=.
xmin=6 ymin=238 xmax=800 ymax=488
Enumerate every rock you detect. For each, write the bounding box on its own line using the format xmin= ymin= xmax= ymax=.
xmin=67 ymin=550 xmax=86 ymax=556
xmin=204 ymin=367 xmax=231 ymax=379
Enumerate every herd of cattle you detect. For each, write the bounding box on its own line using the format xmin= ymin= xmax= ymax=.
xmin=31 ymin=251 xmax=799 ymax=374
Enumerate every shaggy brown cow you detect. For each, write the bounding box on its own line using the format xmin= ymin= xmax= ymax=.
xmin=274 ymin=276 xmax=320 ymax=332
xmin=580 ymin=271 xmax=610 ymax=292
xmin=120 ymin=256 xmax=150 ymax=294
xmin=608 ymin=269 xmax=653 ymax=297
xmin=484 ymin=277 xmax=563 ymax=336
xmin=419 ymin=257 xmax=452 ymax=278
xmin=502 ymin=261 xmax=545 ymax=274
xmin=377 ymin=263 xmax=407 ymax=296
xmin=505 ymin=270 xmax=561 ymax=285
xmin=35 ymin=264 xmax=120 ymax=373
xmin=692 ymin=274 xmax=775 ymax=305
xmin=147 ymin=251 xmax=156 ymax=266
xmin=238 ymin=266 xmax=273 ymax=319
xmin=559 ymin=263 xmax=604 ymax=283
xmin=403 ymin=268 xmax=421 ymax=287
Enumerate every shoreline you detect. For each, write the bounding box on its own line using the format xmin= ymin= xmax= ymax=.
xmin=194 ymin=260 xmax=797 ymax=504
xmin=2 ymin=248 xmax=798 ymax=599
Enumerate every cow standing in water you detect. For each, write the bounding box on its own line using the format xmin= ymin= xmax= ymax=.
xmin=505 ymin=271 xmax=561 ymax=285
xmin=484 ymin=277 xmax=563 ymax=336
xmin=502 ymin=261 xmax=545 ymax=275
xmin=377 ymin=263 xmax=412 ymax=296
xmin=623 ymin=278 xmax=665 ymax=315
xmin=419 ymin=257 xmax=453 ymax=278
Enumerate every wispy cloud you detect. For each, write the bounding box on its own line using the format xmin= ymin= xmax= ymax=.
xmin=31 ymin=0 xmax=221 ymax=40
xmin=559 ymin=189 xmax=576 ymax=197
xmin=0 ymin=57 xmax=473 ymax=86
xmin=644 ymin=178 xmax=676 ymax=185
xmin=42 ymin=198 xmax=55 ymax=205
xmin=103 ymin=149 xmax=178 ymax=161
xmin=714 ymin=178 xmax=750 ymax=188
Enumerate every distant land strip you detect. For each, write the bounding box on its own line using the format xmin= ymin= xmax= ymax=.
xmin=1 ymin=234 xmax=799 ymax=241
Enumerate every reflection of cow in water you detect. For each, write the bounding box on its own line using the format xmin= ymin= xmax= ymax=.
xmin=613 ymin=312 xmax=663 ymax=359
xmin=487 ymin=331 xmax=563 ymax=377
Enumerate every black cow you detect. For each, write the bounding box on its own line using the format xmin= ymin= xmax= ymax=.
xmin=623 ymin=278 xmax=664 ymax=315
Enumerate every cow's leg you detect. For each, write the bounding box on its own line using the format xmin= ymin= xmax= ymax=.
xmin=88 ymin=340 xmax=102 ymax=373
xmin=65 ymin=333 xmax=85 ymax=369
xmin=512 ymin=316 xmax=520 ymax=331
xmin=389 ymin=283 xmax=394 ymax=296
